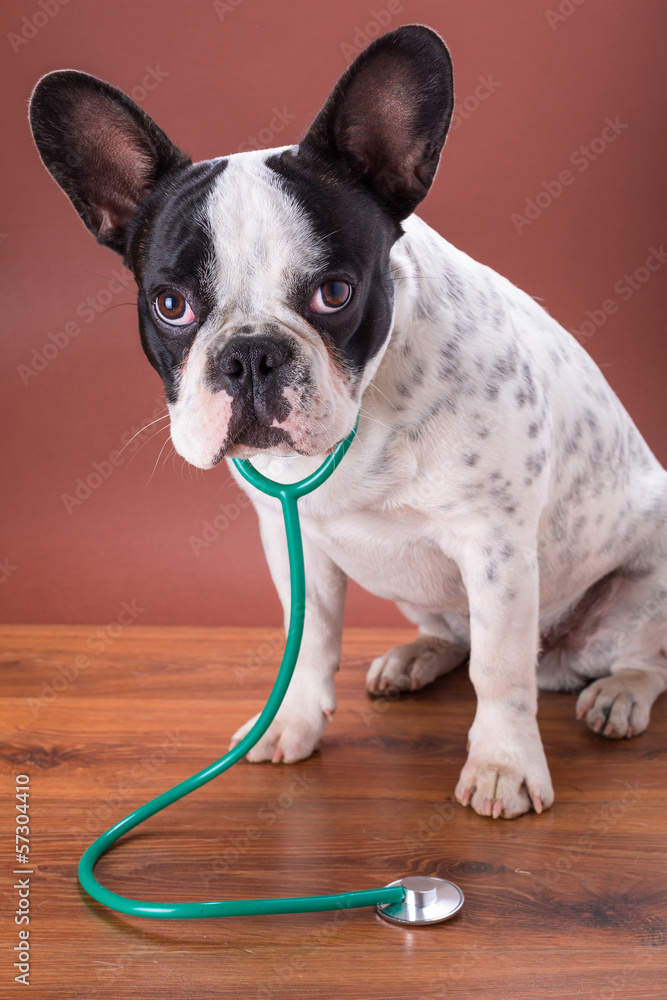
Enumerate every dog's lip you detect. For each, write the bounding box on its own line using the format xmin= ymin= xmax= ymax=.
xmin=223 ymin=436 xmax=343 ymax=461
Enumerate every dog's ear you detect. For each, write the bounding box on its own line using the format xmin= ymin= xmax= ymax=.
xmin=29 ymin=70 xmax=191 ymax=256
xmin=300 ymin=24 xmax=454 ymax=220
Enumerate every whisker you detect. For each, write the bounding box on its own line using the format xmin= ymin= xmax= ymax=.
xmin=124 ymin=425 xmax=171 ymax=472
xmin=93 ymin=300 xmax=138 ymax=320
xmin=161 ymin=445 xmax=176 ymax=470
xmin=390 ymin=274 xmax=439 ymax=281
xmin=367 ymin=380 xmax=401 ymax=415
xmin=83 ymin=269 xmax=138 ymax=292
xmin=358 ymin=406 xmax=393 ymax=433
xmin=385 ymin=249 xmax=435 ymax=277
xmin=144 ymin=433 xmax=173 ymax=487
xmin=213 ymin=470 xmax=236 ymax=498
xmin=118 ymin=412 xmax=170 ymax=455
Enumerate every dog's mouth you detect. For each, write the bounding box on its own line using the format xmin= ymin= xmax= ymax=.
xmin=217 ymin=417 xmax=349 ymax=463
xmin=220 ymin=421 xmax=296 ymax=462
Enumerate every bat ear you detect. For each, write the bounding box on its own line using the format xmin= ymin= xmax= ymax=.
xmin=300 ymin=24 xmax=454 ymax=220
xmin=29 ymin=69 xmax=191 ymax=255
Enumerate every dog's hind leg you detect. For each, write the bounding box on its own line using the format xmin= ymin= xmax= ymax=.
xmin=576 ymin=654 xmax=667 ymax=738
xmin=571 ymin=561 xmax=667 ymax=738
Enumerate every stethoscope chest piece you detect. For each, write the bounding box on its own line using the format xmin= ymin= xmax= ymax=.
xmin=376 ymin=876 xmax=464 ymax=926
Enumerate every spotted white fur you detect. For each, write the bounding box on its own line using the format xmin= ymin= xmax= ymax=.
xmin=193 ymin=160 xmax=667 ymax=818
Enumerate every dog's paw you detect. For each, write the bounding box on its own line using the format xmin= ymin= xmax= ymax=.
xmin=366 ymin=636 xmax=467 ymax=696
xmin=230 ymin=689 xmax=335 ymax=763
xmin=576 ymin=669 xmax=653 ymax=738
xmin=455 ymin=736 xmax=554 ymax=819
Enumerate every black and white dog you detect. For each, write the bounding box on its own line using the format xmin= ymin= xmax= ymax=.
xmin=30 ymin=25 xmax=667 ymax=818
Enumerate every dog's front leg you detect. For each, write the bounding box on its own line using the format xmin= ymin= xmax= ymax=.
xmin=230 ymin=501 xmax=347 ymax=763
xmin=455 ymin=536 xmax=554 ymax=819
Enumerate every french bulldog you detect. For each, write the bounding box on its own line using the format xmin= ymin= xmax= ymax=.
xmin=29 ymin=24 xmax=667 ymax=818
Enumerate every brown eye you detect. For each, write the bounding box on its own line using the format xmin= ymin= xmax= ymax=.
xmin=154 ymin=290 xmax=196 ymax=326
xmin=310 ymin=280 xmax=353 ymax=313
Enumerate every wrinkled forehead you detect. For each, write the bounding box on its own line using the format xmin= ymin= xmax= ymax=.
xmin=134 ymin=145 xmax=399 ymax=308
xmin=208 ymin=148 xmax=326 ymax=289
xmin=134 ymin=148 xmax=326 ymax=304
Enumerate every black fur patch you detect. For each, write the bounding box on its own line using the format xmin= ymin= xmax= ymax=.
xmin=129 ymin=159 xmax=228 ymax=401
xmin=265 ymin=147 xmax=400 ymax=377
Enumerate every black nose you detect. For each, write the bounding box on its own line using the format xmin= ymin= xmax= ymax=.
xmin=218 ymin=335 xmax=290 ymax=385
xmin=214 ymin=334 xmax=293 ymax=424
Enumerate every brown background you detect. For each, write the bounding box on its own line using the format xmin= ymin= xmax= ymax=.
xmin=1 ymin=0 xmax=666 ymax=629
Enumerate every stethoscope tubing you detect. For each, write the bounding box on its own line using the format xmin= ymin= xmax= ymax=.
xmin=78 ymin=418 xmax=405 ymax=918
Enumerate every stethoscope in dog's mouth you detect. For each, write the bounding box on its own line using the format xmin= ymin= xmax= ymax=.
xmin=78 ymin=417 xmax=464 ymax=926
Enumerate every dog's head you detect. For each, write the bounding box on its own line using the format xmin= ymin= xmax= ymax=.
xmin=29 ymin=25 xmax=453 ymax=467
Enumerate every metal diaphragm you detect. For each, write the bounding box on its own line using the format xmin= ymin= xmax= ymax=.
xmin=376 ymin=876 xmax=464 ymax=925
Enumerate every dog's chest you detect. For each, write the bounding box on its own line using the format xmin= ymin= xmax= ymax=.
xmin=302 ymin=506 xmax=468 ymax=613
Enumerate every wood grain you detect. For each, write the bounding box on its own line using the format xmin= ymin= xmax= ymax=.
xmin=1 ymin=624 xmax=666 ymax=998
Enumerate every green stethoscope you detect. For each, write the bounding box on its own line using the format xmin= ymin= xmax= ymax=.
xmin=78 ymin=420 xmax=464 ymax=927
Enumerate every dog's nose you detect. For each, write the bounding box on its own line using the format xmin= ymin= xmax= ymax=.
xmin=218 ymin=335 xmax=290 ymax=387
xmin=214 ymin=334 xmax=293 ymax=424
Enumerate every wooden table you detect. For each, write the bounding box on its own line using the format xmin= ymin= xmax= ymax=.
xmin=2 ymin=625 xmax=665 ymax=998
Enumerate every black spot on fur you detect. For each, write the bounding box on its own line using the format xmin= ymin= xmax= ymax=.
xmin=526 ymin=449 xmax=547 ymax=476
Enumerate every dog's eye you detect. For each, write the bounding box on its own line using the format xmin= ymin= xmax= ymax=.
xmin=154 ymin=290 xmax=196 ymax=327
xmin=309 ymin=280 xmax=352 ymax=313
